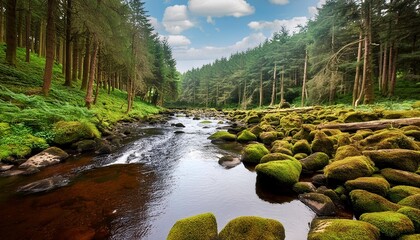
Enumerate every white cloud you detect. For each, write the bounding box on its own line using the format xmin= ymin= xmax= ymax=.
xmin=148 ymin=17 xmax=162 ymax=32
xmin=188 ymin=0 xmax=255 ymax=18
xmin=166 ymin=35 xmax=192 ymax=48
xmin=308 ymin=0 xmax=327 ymax=18
xmin=163 ymin=5 xmax=195 ymax=34
xmin=269 ymin=0 xmax=289 ymax=5
xmin=248 ymin=17 xmax=308 ymax=35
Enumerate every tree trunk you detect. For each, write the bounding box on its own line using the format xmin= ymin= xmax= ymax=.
xmin=85 ymin=36 xmax=98 ymax=109
xmin=25 ymin=0 xmax=31 ymax=63
xmin=5 ymin=0 xmax=17 ymax=66
xmin=381 ymin=42 xmax=388 ymax=96
xmin=64 ymin=0 xmax=72 ymax=86
xmin=81 ymin=32 xmax=90 ymax=90
xmin=17 ymin=7 xmax=22 ymax=47
xmin=270 ymin=64 xmax=277 ymax=106
xmin=317 ymin=117 xmax=420 ymax=132
xmin=0 ymin=1 xmax=4 ymax=42
xmin=242 ymin=78 xmax=247 ymax=109
xmin=301 ymin=49 xmax=308 ymax=107
xmin=38 ymin=20 xmax=44 ymax=57
xmin=42 ymin=0 xmax=56 ymax=96
xmin=72 ymin=35 xmax=78 ymax=81
xmin=362 ymin=0 xmax=374 ymax=105
xmin=259 ymin=69 xmax=263 ymax=107
xmin=280 ymin=65 xmax=284 ymax=104
xmin=94 ymin=48 xmax=101 ymax=105
xmin=388 ymin=45 xmax=398 ymax=97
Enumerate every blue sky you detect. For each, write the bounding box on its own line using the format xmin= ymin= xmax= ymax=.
xmin=143 ymin=0 xmax=326 ymax=73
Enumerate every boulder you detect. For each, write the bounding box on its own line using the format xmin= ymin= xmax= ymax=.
xmin=218 ymin=156 xmax=241 ymax=169
xmin=208 ymin=131 xmax=237 ymax=142
xmin=398 ymin=194 xmax=420 ymax=209
xmin=294 ymin=153 xmax=308 ymax=160
xmin=167 ymin=213 xmax=218 ymax=240
xmin=299 ymin=193 xmax=336 ymax=216
xmin=399 ymin=234 xmax=420 ymax=240
xmin=72 ymin=139 xmax=97 ymax=153
xmin=259 ymin=131 xmax=278 ymax=145
xmin=308 ymin=219 xmax=380 ymax=240
xmin=19 ymin=147 xmax=69 ymax=169
xmin=260 ymin=153 xmax=296 ymax=164
xmin=219 ymin=216 xmax=285 ymax=240
xmin=299 ymin=152 xmax=329 ymax=173
xmin=242 ymin=143 xmax=269 ymax=164
xmin=292 ymin=139 xmax=312 ymax=155
xmin=334 ymin=145 xmax=361 ymax=161
xmin=311 ymin=174 xmax=327 ymax=187
xmin=350 ymin=189 xmax=400 ymax=215
xmin=398 ymin=207 xmax=420 ymax=232
xmin=311 ymin=131 xmax=334 ymax=157
xmin=324 ymin=156 xmax=375 ymax=182
xmin=237 ymin=130 xmax=257 ymax=142
xmin=360 ymin=211 xmax=415 ymax=238
xmin=363 ymin=149 xmax=420 ymax=172
xmin=271 ymin=140 xmax=293 ymax=151
xmin=293 ymin=182 xmax=316 ymax=194
xmin=389 ymin=186 xmax=420 ymax=203
xmin=53 ymin=121 xmax=100 ymax=145
xmin=381 ymin=168 xmax=420 ymax=188
xmin=0 ymin=164 xmax=13 ymax=172
xmin=345 ymin=177 xmax=390 ymax=197
xmin=174 ymin=123 xmax=185 ymax=128
xmin=17 ymin=175 xmax=70 ymax=194
xmin=255 ymin=160 xmax=302 ymax=187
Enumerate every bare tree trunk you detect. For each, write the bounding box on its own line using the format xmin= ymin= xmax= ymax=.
xmin=242 ymin=78 xmax=247 ymax=109
xmin=94 ymin=47 xmax=101 ymax=105
xmin=81 ymin=32 xmax=90 ymax=90
xmin=301 ymin=49 xmax=308 ymax=107
xmin=17 ymin=7 xmax=22 ymax=47
xmin=85 ymin=35 xmax=98 ymax=109
xmin=363 ymin=0 xmax=374 ymax=105
xmin=280 ymin=65 xmax=284 ymax=104
xmin=6 ymin=0 xmax=17 ymax=66
xmin=64 ymin=0 xmax=72 ymax=86
xmin=25 ymin=0 xmax=31 ymax=62
xmin=259 ymin=69 xmax=263 ymax=107
xmin=72 ymin=35 xmax=78 ymax=81
xmin=38 ymin=20 xmax=44 ymax=57
xmin=0 ymin=1 xmax=4 ymax=42
xmin=388 ymin=45 xmax=398 ymax=97
xmin=381 ymin=42 xmax=388 ymax=96
xmin=42 ymin=0 xmax=56 ymax=96
xmin=270 ymin=63 xmax=277 ymax=106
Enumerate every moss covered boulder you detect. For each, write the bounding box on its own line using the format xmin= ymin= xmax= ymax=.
xmin=299 ymin=192 xmax=336 ymax=216
xmin=292 ymin=139 xmax=312 ymax=155
xmin=167 ymin=213 xmax=218 ymax=240
xmin=53 ymin=121 xmax=101 ymax=145
xmin=324 ymin=156 xmax=375 ymax=182
xmin=311 ymin=131 xmax=334 ymax=157
xmin=381 ymin=168 xmax=420 ymax=188
xmin=293 ymin=182 xmax=316 ymax=194
xmin=299 ymin=152 xmax=329 ymax=173
xmin=208 ymin=131 xmax=237 ymax=142
xmin=399 ymin=194 xmax=420 ymax=209
xmin=398 ymin=207 xmax=420 ymax=232
xmin=237 ymin=130 xmax=257 ymax=142
xmin=242 ymin=144 xmax=269 ymax=164
xmin=259 ymin=131 xmax=278 ymax=145
xmin=342 ymin=111 xmax=380 ymax=123
xmin=363 ymin=149 xmax=420 ymax=172
xmin=334 ymin=145 xmax=361 ymax=161
xmin=308 ymin=219 xmax=380 ymax=240
xmin=360 ymin=211 xmax=415 ymax=238
xmin=350 ymin=189 xmax=400 ymax=215
xmin=345 ymin=177 xmax=390 ymax=197
xmin=399 ymin=234 xmax=420 ymax=240
xmin=294 ymin=153 xmax=308 ymax=160
xmin=219 ymin=216 xmax=285 ymax=240
xmin=19 ymin=147 xmax=69 ymax=169
xmin=256 ymin=160 xmax=302 ymax=187
xmin=260 ymin=153 xmax=296 ymax=164
xmin=389 ymin=186 xmax=420 ymax=203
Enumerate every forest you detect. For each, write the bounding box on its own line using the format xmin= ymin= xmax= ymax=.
xmin=178 ymin=0 xmax=420 ymax=108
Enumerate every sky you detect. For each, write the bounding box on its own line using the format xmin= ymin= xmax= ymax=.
xmin=143 ymin=0 xmax=327 ymax=73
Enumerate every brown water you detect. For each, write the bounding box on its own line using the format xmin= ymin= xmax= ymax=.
xmin=0 ymin=116 xmax=316 ymax=240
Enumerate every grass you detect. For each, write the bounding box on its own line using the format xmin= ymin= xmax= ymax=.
xmin=0 ymin=44 xmax=160 ymax=161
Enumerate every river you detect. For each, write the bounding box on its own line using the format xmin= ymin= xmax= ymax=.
xmin=0 ymin=115 xmax=315 ymax=240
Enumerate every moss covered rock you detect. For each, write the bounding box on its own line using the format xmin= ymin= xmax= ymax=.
xmin=259 ymin=131 xmax=278 ymax=145
xmin=280 ymin=113 xmax=302 ymax=129
xmin=381 ymin=168 xmax=420 ymax=188
xmin=260 ymin=152 xmax=297 ymax=164
xmin=342 ymin=111 xmax=380 ymax=123
xmin=398 ymin=207 xmax=420 ymax=232
xmin=293 ymin=182 xmax=316 ymax=194
xmin=256 ymin=160 xmax=302 ymax=187
xmin=293 ymin=124 xmax=315 ymax=141
xmin=219 ymin=216 xmax=285 ymax=240
xmin=292 ymin=139 xmax=312 ymax=155
xmin=19 ymin=147 xmax=69 ymax=169
xmin=167 ymin=212 xmax=218 ymax=240
xmin=299 ymin=152 xmax=329 ymax=173
xmin=242 ymin=143 xmax=270 ymax=164
xmin=360 ymin=211 xmax=414 ymax=238
xmin=294 ymin=153 xmax=308 ymax=160
xmin=299 ymin=192 xmax=336 ymax=216
xmin=350 ymin=189 xmax=400 ymax=215
xmin=311 ymin=131 xmax=335 ymax=157
xmin=237 ymin=130 xmax=257 ymax=142
xmin=360 ymin=129 xmax=407 ymax=148
xmin=334 ymin=145 xmax=361 ymax=161
xmin=363 ymin=149 xmax=420 ymax=172
xmin=375 ymin=135 xmax=420 ymax=151
xmin=399 ymin=234 xmax=420 ymax=240
xmin=271 ymin=140 xmax=293 ymax=150
xmin=208 ymin=131 xmax=237 ymax=142
xmin=399 ymin=194 xmax=420 ymax=209
xmin=246 ymin=115 xmax=261 ymax=124
xmin=388 ymin=185 xmax=420 ymax=203
xmin=53 ymin=121 xmax=100 ymax=145
xmin=324 ymin=156 xmax=375 ymax=182
xmin=308 ymin=219 xmax=380 ymax=240
xmin=345 ymin=177 xmax=390 ymax=197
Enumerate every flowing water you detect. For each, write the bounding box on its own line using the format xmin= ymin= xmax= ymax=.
xmin=0 ymin=116 xmax=316 ymax=240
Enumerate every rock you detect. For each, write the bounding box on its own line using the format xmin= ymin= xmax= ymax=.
xmin=256 ymin=160 xmax=302 ymax=187
xmin=246 ymin=116 xmax=261 ymax=124
xmin=218 ymin=156 xmax=241 ymax=169
xmin=345 ymin=177 xmax=390 ymax=197
xmin=260 ymin=153 xmax=296 ymax=164
xmin=95 ymin=140 xmax=112 ymax=155
xmin=324 ymin=156 xmax=375 ymax=182
xmin=242 ymin=143 xmax=269 ymax=164
xmin=360 ymin=211 xmax=415 ymax=238
xmin=311 ymin=174 xmax=327 ymax=187
xmin=174 ymin=131 xmax=185 ymax=134
xmin=399 ymin=234 xmax=420 ymax=240
xmin=271 ymin=147 xmax=293 ymax=156
xmin=292 ymin=139 xmax=312 ymax=155
xmin=334 ymin=145 xmax=361 ymax=161
xmin=389 ymin=186 xmax=420 ymax=203
xmin=294 ymin=153 xmax=308 ymax=160
xmin=72 ymin=139 xmax=97 ymax=153
xmin=0 ymin=164 xmax=13 ymax=172
xmin=237 ymin=130 xmax=257 ymax=142
xmin=19 ymin=147 xmax=69 ymax=169
xmin=342 ymin=111 xmax=380 ymax=123
xmin=398 ymin=194 xmax=420 ymax=209
xmin=308 ymin=219 xmax=380 ymax=240
xmin=53 ymin=121 xmax=100 ymax=145
xmin=208 ymin=131 xmax=237 ymax=142
xmin=398 ymin=207 xmax=420 ymax=232
xmin=0 ymin=169 xmax=26 ymax=177
xmin=299 ymin=152 xmax=329 ymax=173
xmin=350 ymin=189 xmax=400 ymax=215
xmin=219 ymin=216 xmax=285 ymax=240
xmin=381 ymin=168 xmax=420 ymax=188
xmin=316 ymin=186 xmax=341 ymax=205
xmin=311 ymin=131 xmax=335 ymax=157
xmin=17 ymin=175 xmax=70 ymax=194
xmin=271 ymin=140 xmax=293 ymax=150
xmin=363 ymin=149 xmax=420 ymax=172
xmin=174 ymin=123 xmax=185 ymax=128
xmin=299 ymin=193 xmax=336 ymax=216
xmin=259 ymin=131 xmax=278 ymax=145
xmin=167 ymin=213 xmax=218 ymax=240
xmin=293 ymin=182 xmax=316 ymax=194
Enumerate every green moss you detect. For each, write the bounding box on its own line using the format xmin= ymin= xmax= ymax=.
xmin=360 ymin=211 xmax=414 ymax=238
xmin=242 ymin=143 xmax=269 ymax=164
xmin=167 ymin=212 xmax=218 ymax=240
xmin=341 ymin=111 xmax=380 ymax=123
xmin=383 ymin=110 xmax=420 ymax=119
xmin=345 ymin=177 xmax=390 ymax=197
xmin=381 ymin=168 xmax=420 ymax=188
xmin=325 ymin=156 xmax=375 ymax=182
xmin=237 ymin=130 xmax=257 ymax=142
xmin=199 ymin=120 xmax=212 ymax=124
xmin=363 ymin=149 xmax=420 ymax=172
xmin=334 ymin=145 xmax=361 ymax=162
xmin=299 ymin=152 xmax=329 ymax=173
xmin=360 ymin=129 xmax=406 ymax=147
xmin=53 ymin=121 xmax=100 ymax=145
xmin=219 ymin=216 xmax=285 ymax=240
xmin=249 ymin=125 xmax=264 ymax=136
xmin=256 ymin=160 xmax=302 ymax=187
xmin=208 ymin=131 xmax=237 ymax=141
xmin=280 ymin=113 xmax=302 ymax=129
xmin=308 ymin=219 xmax=380 ymax=240
xmin=311 ymin=131 xmax=334 ymax=157
xmin=293 ymin=124 xmax=315 ymax=141
xmin=245 ymin=115 xmax=261 ymax=124
xmin=260 ymin=152 xmax=297 ymax=163
xmin=404 ymin=130 xmax=420 ymax=141
xmin=399 ymin=234 xmax=420 ymax=240
xmin=271 ymin=140 xmax=293 ymax=150
xmin=293 ymin=182 xmax=316 ymax=194
xmin=398 ymin=207 xmax=420 ymax=232
xmin=259 ymin=131 xmax=278 ymax=145
xmin=398 ymin=194 xmax=420 ymax=209
xmin=0 ymin=122 xmax=11 ymax=135
xmin=376 ymin=135 xmax=420 ymax=151
xmin=294 ymin=153 xmax=308 ymax=160
xmin=389 ymin=186 xmax=420 ymax=203
xmin=293 ymin=139 xmax=312 ymax=155
xmin=350 ymin=189 xmax=400 ymax=215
